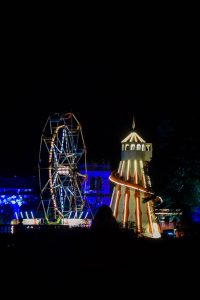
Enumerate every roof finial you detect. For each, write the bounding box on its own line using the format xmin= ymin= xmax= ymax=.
xmin=132 ymin=115 xmax=135 ymax=130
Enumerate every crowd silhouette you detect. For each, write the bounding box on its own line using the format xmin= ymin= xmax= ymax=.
xmin=0 ymin=204 xmax=199 ymax=294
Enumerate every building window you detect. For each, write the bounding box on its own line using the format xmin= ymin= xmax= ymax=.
xmin=125 ymin=144 xmax=130 ymax=150
xmin=90 ymin=176 xmax=96 ymax=190
xmin=136 ymin=144 xmax=141 ymax=150
xmin=146 ymin=144 xmax=151 ymax=151
xmin=96 ymin=176 xmax=102 ymax=191
xmin=130 ymin=144 xmax=135 ymax=150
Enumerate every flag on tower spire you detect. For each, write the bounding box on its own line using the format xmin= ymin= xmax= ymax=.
xmin=132 ymin=115 xmax=135 ymax=130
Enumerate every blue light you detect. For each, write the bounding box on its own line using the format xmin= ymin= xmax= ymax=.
xmin=192 ymin=207 xmax=200 ymax=223
xmin=168 ymin=232 xmax=174 ymax=236
xmin=0 ymin=176 xmax=39 ymax=223
xmin=79 ymin=164 xmax=112 ymax=216
xmin=0 ymin=195 xmax=23 ymax=207
xmin=79 ymin=165 xmax=112 ymax=195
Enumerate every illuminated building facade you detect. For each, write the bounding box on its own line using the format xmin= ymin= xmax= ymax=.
xmin=0 ymin=176 xmax=39 ymax=223
xmin=0 ymin=162 xmax=112 ymax=224
xmin=82 ymin=162 xmax=112 ymax=214
xmin=109 ymin=121 xmax=162 ymax=238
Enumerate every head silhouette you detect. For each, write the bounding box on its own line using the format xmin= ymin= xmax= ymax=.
xmin=91 ymin=205 xmax=119 ymax=231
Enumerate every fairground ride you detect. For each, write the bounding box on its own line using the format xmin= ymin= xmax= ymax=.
xmin=109 ymin=118 xmax=163 ymax=238
xmin=38 ymin=112 xmax=91 ymax=224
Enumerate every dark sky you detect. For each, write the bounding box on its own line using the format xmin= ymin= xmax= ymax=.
xmin=1 ymin=61 xmax=200 ymax=176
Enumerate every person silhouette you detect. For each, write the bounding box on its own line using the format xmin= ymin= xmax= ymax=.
xmin=90 ymin=204 xmax=119 ymax=232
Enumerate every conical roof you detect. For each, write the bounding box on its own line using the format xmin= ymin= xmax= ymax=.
xmin=121 ymin=131 xmax=145 ymax=143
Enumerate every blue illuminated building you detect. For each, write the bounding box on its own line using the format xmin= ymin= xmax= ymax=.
xmin=192 ymin=207 xmax=200 ymax=223
xmin=0 ymin=176 xmax=39 ymax=223
xmin=0 ymin=162 xmax=113 ymax=223
xmin=80 ymin=162 xmax=112 ymax=216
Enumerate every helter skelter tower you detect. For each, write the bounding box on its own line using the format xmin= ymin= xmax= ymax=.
xmin=38 ymin=112 xmax=89 ymax=223
xmin=109 ymin=118 xmax=162 ymax=238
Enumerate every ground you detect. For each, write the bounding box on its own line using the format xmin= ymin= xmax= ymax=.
xmin=0 ymin=227 xmax=199 ymax=294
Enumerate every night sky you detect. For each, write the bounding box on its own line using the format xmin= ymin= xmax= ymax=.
xmin=1 ymin=62 xmax=199 ymax=177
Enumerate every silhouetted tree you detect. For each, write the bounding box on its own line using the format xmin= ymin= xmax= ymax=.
xmin=151 ymin=117 xmax=200 ymax=227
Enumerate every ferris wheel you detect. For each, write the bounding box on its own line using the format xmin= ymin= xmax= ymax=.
xmin=38 ymin=112 xmax=89 ymax=223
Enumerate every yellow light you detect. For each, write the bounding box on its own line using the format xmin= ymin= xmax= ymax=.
xmin=134 ymin=160 xmax=138 ymax=184
xmin=110 ymin=187 xmax=115 ymax=208
xmin=118 ymin=161 xmax=122 ymax=174
xmin=123 ymin=193 xmax=128 ymax=225
xmin=127 ymin=160 xmax=130 ymax=181
xmin=113 ymin=190 xmax=120 ymax=218
xmin=136 ymin=196 xmax=141 ymax=232
xmin=146 ymin=202 xmax=153 ymax=235
xmin=152 ymin=223 xmax=161 ymax=238
xmin=120 ymin=161 xmax=125 ymax=177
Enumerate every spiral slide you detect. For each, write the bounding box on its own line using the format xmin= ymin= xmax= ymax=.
xmin=109 ymin=171 xmax=163 ymax=204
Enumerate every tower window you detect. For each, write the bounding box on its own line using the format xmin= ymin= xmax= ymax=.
xmin=130 ymin=144 xmax=135 ymax=150
xmin=146 ymin=144 xmax=151 ymax=151
xmin=136 ymin=144 xmax=141 ymax=150
xmin=125 ymin=144 xmax=130 ymax=150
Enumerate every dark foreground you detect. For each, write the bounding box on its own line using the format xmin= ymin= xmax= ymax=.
xmin=1 ymin=227 xmax=199 ymax=295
